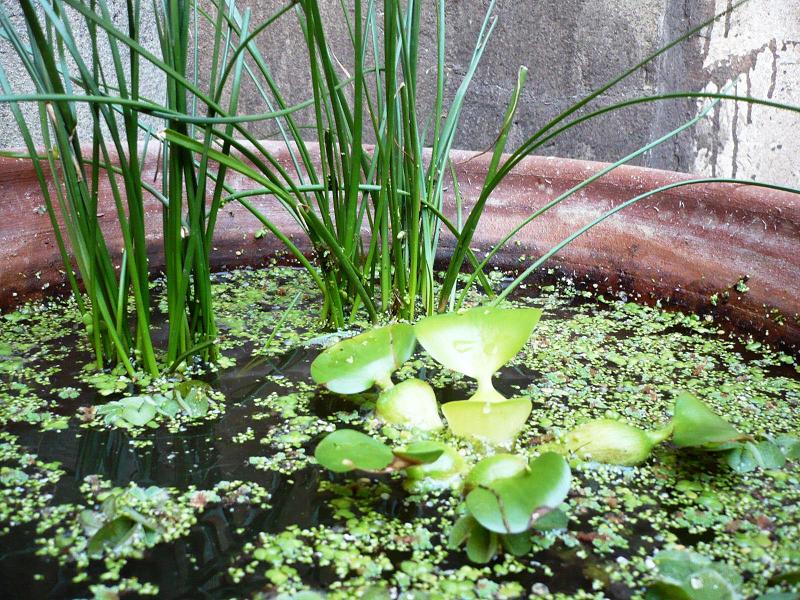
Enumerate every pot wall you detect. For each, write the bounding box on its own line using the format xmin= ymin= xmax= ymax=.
xmin=0 ymin=142 xmax=798 ymax=347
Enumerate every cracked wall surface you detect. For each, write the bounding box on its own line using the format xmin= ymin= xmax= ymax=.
xmin=0 ymin=0 xmax=797 ymax=185
xmin=692 ymin=0 xmax=799 ymax=185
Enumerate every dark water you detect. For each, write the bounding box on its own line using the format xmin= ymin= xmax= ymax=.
xmin=1 ymin=271 xmax=798 ymax=599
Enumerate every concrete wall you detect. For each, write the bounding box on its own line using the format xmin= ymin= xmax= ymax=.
xmin=1 ymin=0 xmax=797 ymax=185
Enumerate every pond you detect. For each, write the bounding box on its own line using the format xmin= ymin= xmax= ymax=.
xmin=0 ymin=266 xmax=798 ymax=599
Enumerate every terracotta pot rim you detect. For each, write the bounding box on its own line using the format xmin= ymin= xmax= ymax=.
xmin=0 ymin=141 xmax=797 ymax=348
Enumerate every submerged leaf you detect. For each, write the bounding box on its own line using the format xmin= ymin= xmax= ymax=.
xmin=314 ymin=429 xmax=394 ymax=473
xmin=310 ymin=323 xmax=416 ymax=393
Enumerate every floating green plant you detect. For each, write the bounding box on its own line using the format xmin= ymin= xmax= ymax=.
xmin=93 ymin=380 xmax=213 ymax=430
xmin=310 ymin=324 xmax=442 ymax=431
xmin=313 ymin=429 xmax=446 ymax=475
xmin=645 ymin=549 xmax=743 ymax=600
xmin=449 ymin=452 xmax=571 ymax=563
xmin=562 ymin=419 xmax=673 ymax=466
xmin=415 ymin=306 xmax=542 ymax=444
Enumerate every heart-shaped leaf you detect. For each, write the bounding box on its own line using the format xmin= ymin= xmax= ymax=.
xmin=442 ymin=397 xmax=532 ymax=445
xmin=314 ymin=429 xmax=394 ymax=473
xmin=415 ymin=306 xmax=542 ymax=387
xmin=465 ymin=452 xmax=571 ymax=534
xmin=672 ymin=393 xmax=745 ymax=449
xmin=311 ymin=323 xmax=416 ymax=393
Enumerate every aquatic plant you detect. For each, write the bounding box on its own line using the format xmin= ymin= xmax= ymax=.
xmin=645 ymin=549 xmax=743 ymax=600
xmin=559 ymin=392 xmax=800 ymax=472
xmin=313 ymin=429 xmax=448 ymax=476
xmin=562 ymin=419 xmax=673 ymax=466
xmin=415 ymin=306 xmax=542 ymax=444
xmin=93 ymin=380 xmax=212 ymax=430
xmin=310 ymin=323 xmax=442 ymax=431
xmin=449 ymin=452 xmax=571 ymax=563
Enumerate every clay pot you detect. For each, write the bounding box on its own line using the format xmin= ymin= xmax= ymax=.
xmin=1 ymin=141 xmax=797 ymax=347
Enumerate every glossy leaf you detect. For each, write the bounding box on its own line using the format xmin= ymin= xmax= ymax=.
xmin=376 ymin=378 xmax=443 ymax=431
xmin=563 ymin=419 xmax=672 ymax=466
xmin=442 ymin=398 xmax=532 ymax=445
xmin=393 ymin=441 xmax=446 ymax=465
xmin=645 ymin=549 xmax=743 ymax=600
xmin=464 ymin=454 xmax=528 ymax=491
xmin=465 ymin=452 xmax=571 ymax=534
xmin=672 ymin=393 xmax=744 ymax=449
xmin=415 ymin=306 xmax=542 ymax=387
xmin=404 ymin=442 xmax=467 ymax=489
xmin=314 ymin=429 xmax=394 ymax=473
xmin=310 ymin=324 xmax=416 ymax=393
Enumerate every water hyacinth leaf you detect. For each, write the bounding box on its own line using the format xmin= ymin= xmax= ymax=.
xmin=87 ymin=516 xmax=137 ymax=557
xmin=310 ymin=324 xmax=416 ymax=393
xmin=531 ymin=507 xmax=569 ymax=531
xmin=415 ymin=306 xmax=542 ymax=397
xmin=725 ymin=440 xmax=786 ymax=473
xmin=376 ymin=378 xmax=443 ymax=431
xmin=563 ymin=419 xmax=672 ymax=466
xmin=448 ymin=515 xmax=477 ymax=549
xmin=500 ymin=531 xmax=532 ymax=556
xmin=175 ymin=384 xmax=210 ymax=418
xmin=464 ymin=453 xmax=528 ymax=491
xmin=116 ymin=396 xmax=158 ymax=428
xmin=774 ymin=435 xmax=800 ymax=460
xmin=314 ymin=429 xmax=394 ymax=473
xmin=645 ymin=549 xmax=743 ymax=600
xmin=393 ymin=441 xmax=446 ymax=465
xmin=672 ymin=393 xmax=744 ymax=449
xmin=465 ymin=452 xmax=571 ymax=534
xmin=465 ymin=522 xmax=498 ymax=564
xmin=404 ymin=442 xmax=467 ymax=489
xmin=442 ymin=398 xmax=532 ymax=445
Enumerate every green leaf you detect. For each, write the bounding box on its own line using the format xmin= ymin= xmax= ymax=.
xmin=447 ymin=514 xmax=476 ymax=549
xmin=441 ymin=397 xmax=532 ymax=445
xmin=531 ymin=507 xmax=569 ymax=531
xmin=415 ymin=306 xmax=542 ymax=385
xmin=311 ymin=324 xmax=416 ymax=393
xmin=465 ymin=452 xmax=571 ymax=534
xmin=87 ymin=516 xmax=137 ymax=558
xmin=774 ymin=435 xmax=800 ymax=460
xmin=118 ymin=396 xmax=158 ymax=427
xmin=465 ymin=522 xmax=498 ymax=564
xmin=672 ymin=393 xmax=744 ymax=449
xmin=726 ymin=441 xmax=786 ymax=473
xmin=646 ymin=550 xmax=743 ymax=600
xmin=404 ymin=442 xmax=467 ymax=489
xmin=563 ymin=418 xmax=670 ymax=466
xmin=464 ymin=454 xmax=528 ymax=491
xmin=500 ymin=531 xmax=531 ymax=556
xmin=393 ymin=441 xmax=446 ymax=465
xmin=376 ymin=378 xmax=442 ymax=431
xmin=314 ymin=429 xmax=394 ymax=473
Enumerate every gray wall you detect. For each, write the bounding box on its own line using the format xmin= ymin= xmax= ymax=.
xmin=1 ymin=0 xmax=797 ymax=185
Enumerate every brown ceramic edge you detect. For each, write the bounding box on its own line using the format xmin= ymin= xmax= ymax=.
xmin=1 ymin=141 xmax=798 ymax=349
